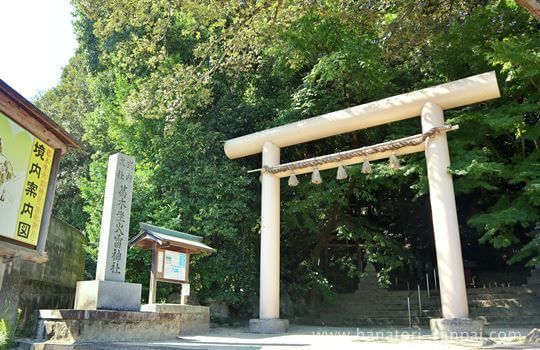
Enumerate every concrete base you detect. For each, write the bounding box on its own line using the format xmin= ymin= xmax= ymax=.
xmin=141 ymin=303 xmax=210 ymax=335
xmin=74 ymin=280 xmax=142 ymax=311
xmin=35 ymin=309 xmax=180 ymax=343
xmin=249 ymin=318 xmax=289 ymax=334
xmin=430 ymin=318 xmax=484 ymax=338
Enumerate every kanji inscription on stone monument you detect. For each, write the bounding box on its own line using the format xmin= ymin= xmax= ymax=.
xmin=95 ymin=153 xmax=135 ymax=282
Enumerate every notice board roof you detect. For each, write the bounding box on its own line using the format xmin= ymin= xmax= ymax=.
xmin=129 ymin=223 xmax=215 ymax=254
xmin=0 ymin=79 xmax=80 ymax=150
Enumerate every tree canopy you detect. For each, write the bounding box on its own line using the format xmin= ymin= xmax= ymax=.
xmin=37 ymin=0 xmax=539 ymax=319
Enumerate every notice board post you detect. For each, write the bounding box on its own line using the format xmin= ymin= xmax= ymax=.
xmin=149 ymin=242 xmax=158 ymax=304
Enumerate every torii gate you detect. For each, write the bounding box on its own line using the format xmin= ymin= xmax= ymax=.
xmin=224 ymin=72 xmax=500 ymax=334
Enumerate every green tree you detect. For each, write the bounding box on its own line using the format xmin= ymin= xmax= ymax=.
xmin=35 ymin=54 xmax=95 ymax=230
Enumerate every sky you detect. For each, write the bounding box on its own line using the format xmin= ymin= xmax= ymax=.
xmin=0 ymin=0 xmax=77 ymax=100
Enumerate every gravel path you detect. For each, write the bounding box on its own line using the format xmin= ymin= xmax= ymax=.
xmin=24 ymin=325 xmax=534 ymax=350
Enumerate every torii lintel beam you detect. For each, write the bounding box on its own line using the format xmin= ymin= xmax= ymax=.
xmin=224 ymin=71 xmax=500 ymax=159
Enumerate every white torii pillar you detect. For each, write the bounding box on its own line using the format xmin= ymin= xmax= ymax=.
xmin=249 ymin=142 xmax=290 ymax=333
xmin=422 ymin=102 xmax=469 ymax=319
xmin=260 ymin=141 xmax=281 ymax=319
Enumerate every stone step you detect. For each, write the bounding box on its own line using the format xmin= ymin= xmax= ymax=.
xmin=320 ymin=307 xmax=540 ymax=321
xmin=467 ymin=286 xmax=532 ymax=291
xmin=466 ymin=290 xmax=535 ymax=297
xmin=319 ymin=310 xmax=438 ymax=319
xmin=336 ymin=297 xmax=538 ymax=307
xmin=470 ymin=310 xmax=540 ymax=317
xmin=327 ymin=300 xmax=540 ymax=310
xmin=336 ymin=299 xmax=430 ymax=305
xmin=311 ymin=312 xmax=540 ymax=327
xmin=478 ymin=315 xmax=540 ymax=326
xmin=299 ymin=316 xmax=431 ymax=327
xmin=325 ymin=304 xmax=540 ymax=315
xmin=326 ymin=308 xmax=440 ymax=315
xmin=467 ymin=294 xmax=535 ymax=301
xmin=323 ymin=301 xmax=436 ymax=308
xmin=323 ymin=313 xmax=540 ymax=323
xmin=333 ymin=294 xmax=538 ymax=302
xmin=471 ymin=298 xmax=536 ymax=303
xmin=472 ymin=302 xmax=540 ymax=309
xmin=470 ymin=298 xmax=523 ymax=305
xmin=312 ymin=286 xmax=540 ymax=327
xmin=327 ymin=306 xmax=411 ymax=312
xmin=312 ymin=316 xmax=540 ymax=328
xmin=335 ymin=303 xmax=540 ymax=311
xmin=333 ymin=301 xmax=441 ymax=309
xmin=336 ymin=293 xmax=535 ymax=304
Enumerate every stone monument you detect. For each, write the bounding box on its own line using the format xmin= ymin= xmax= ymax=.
xmin=27 ymin=153 xmax=184 ymax=346
xmin=74 ymin=153 xmax=142 ymax=310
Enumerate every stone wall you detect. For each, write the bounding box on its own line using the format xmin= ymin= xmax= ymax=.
xmin=0 ymin=216 xmax=87 ymax=332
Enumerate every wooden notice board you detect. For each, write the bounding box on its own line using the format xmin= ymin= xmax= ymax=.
xmin=154 ymin=247 xmax=191 ymax=284
xmin=128 ymin=222 xmax=215 ymax=304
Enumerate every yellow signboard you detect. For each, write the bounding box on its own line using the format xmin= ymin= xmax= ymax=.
xmin=0 ymin=111 xmax=54 ymax=245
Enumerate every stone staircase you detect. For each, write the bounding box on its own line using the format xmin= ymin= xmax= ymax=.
xmin=300 ymin=266 xmax=540 ymax=327
xmin=467 ymin=286 xmax=540 ymax=326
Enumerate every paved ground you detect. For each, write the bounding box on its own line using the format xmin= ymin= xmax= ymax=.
xmin=27 ymin=325 xmax=534 ymax=350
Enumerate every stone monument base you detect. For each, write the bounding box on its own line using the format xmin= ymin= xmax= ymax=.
xmin=430 ymin=318 xmax=484 ymax=338
xmin=249 ymin=318 xmax=289 ymax=334
xmin=74 ymin=280 xmax=141 ymax=311
xmin=34 ymin=309 xmax=180 ymax=344
xmin=141 ymin=303 xmax=210 ymax=335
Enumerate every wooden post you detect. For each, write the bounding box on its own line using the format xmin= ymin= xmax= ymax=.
xmin=181 ymin=254 xmax=191 ymax=305
xmin=36 ymin=150 xmax=61 ymax=254
xmin=148 ymin=243 xmax=158 ymax=304
xmin=180 ymin=287 xmax=187 ymax=305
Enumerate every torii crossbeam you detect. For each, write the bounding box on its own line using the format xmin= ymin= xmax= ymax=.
xmin=224 ymin=72 xmax=500 ymax=334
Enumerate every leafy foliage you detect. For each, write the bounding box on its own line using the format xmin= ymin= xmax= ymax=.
xmin=0 ymin=305 xmax=21 ymax=350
